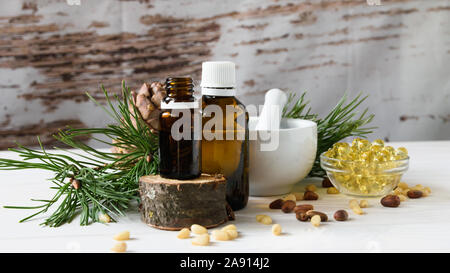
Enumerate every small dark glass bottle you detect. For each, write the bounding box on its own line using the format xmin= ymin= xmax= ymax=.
xmin=159 ymin=77 xmax=201 ymax=180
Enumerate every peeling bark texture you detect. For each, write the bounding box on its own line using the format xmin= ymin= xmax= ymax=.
xmin=0 ymin=0 xmax=449 ymax=147
xmin=139 ymin=174 xmax=228 ymax=230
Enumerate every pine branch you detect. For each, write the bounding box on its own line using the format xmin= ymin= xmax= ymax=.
xmin=0 ymin=81 xmax=158 ymax=226
xmin=283 ymin=92 xmax=376 ymax=177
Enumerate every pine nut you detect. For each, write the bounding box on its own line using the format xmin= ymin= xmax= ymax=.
xmin=305 ymin=184 xmax=317 ymax=192
xmin=281 ymin=200 xmax=296 ymax=213
xmin=333 ymin=210 xmax=348 ymax=221
xmin=399 ymin=194 xmax=407 ymax=202
xmin=261 ymin=216 xmax=273 ymax=225
xmin=350 ymin=198 xmax=364 ymax=214
xmin=177 ymin=228 xmax=190 ymax=239
xmin=212 ymin=230 xmax=230 ymax=241
xmin=359 ymin=200 xmax=369 ymax=208
xmin=407 ymin=190 xmax=423 ymax=199
xmin=113 ymin=230 xmax=130 ymax=241
xmin=296 ymin=211 xmax=309 ymax=222
xmin=221 ymin=224 xmax=237 ymax=231
xmin=272 ymin=224 xmax=282 ymax=235
xmin=304 ymin=191 xmax=319 ymax=200
xmin=256 ymin=214 xmax=272 ymax=225
xmin=311 ymin=215 xmax=321 ymax=227
xmin=381 ymin=195 xmax=400 ymax=207
xmin=99 ymin=213 xmax=111 ymax=223
xmin=293 ymin=192 xmax=304 ymax=201
xmin=226 ymin=229 xmax=238 ymax=240
xmin=327 ymin=187 xmax=340 ymax=194
xmin=269 ymin=199 xmax=284 ymax=209
xmin=283 ymin=194 xmax=296 ymax=202
xmin=111 ymin=242 xmax=127 ymax=253
xmin=191 ymin=224 xmax=207 ymax=234
xmin=192 ymin=234 xmax=210 ymax=246
xmin=398 ymin=182 xmax=409 ymax=189
xmin=349 ymin=199 xmax=359 ymax=209
xmin=352 ymin=206 xmax=364 ymax=215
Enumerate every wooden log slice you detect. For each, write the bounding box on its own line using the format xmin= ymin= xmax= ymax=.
xmin=139 ymin=174 xmax=229 ymax=231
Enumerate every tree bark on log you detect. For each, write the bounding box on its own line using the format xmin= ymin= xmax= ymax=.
xmin=139 ymin=174 xmax=229 ymax=230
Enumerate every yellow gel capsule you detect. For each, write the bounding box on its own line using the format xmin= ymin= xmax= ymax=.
xmin=351 ymin=138 xmax=370 ymax=151
xmin=371 ymin=145 xmax=382 ymax=153
xmin=397 ymin=147 xmax=408 ymax=154
xmin=382 ymin=146 xmax=395 ymax=154
xmin=360 ymin=151 xmax=372 ymax=162
xmin=372 ymin=139 xmax=385 ymax=147
xmin=351 ymin=138 xmax=363 ymax=147
xmin=324 ymin=149 xmax=334 ymax=158
xmin=373 ymin=155 xmax=385 ymax=162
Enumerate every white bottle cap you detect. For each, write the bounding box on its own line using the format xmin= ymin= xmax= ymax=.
xmin=201 ymin=61 xmax=236 ymax=96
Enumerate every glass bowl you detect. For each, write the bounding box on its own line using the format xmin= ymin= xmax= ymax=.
xmin=320 ymin=152 xmax=409 ymax=197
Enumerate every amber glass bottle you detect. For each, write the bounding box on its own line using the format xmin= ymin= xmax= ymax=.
xmin=201 ymin=62 xmax=249 ymax=211
xmin=159 ymin=77 xmax=201 ymax=180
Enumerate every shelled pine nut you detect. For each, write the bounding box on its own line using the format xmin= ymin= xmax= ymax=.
xmin=327 ymin=187 xmax=339 ymax=194
xmin=349 ymin=199 xmax=359 ymax=209
xmin=212 ymin=230 xmax=230 ymax=241
xmin=111 ymin=242 xmax=127 ymax=253
xmin=99 ymin=213 xmax=111 ymax=223
xmin=256 ymin=214 xmax=272 ymax=225
xmin=177 ymin=228 xmax=190 ymax=239
xmin=352 ymin=206 xmax=364 ymax=215
xmin=283 ymin=194 xmax=296 ymax=202
xmin=305 ymin=184 xmax=317 ymax=192
xmin=311 ymin=215 xmax=321 ymax=227
xmin=359 ymin=200 xmax=369 ymax=208
xmin=192 ymin=234 xmax=210 ymax=246
xmin=191 ymin=224 xmax=207 ymax=234
xmin=293 ymin=192 xmax=304 ymax=201
xmin=272 ymin=224 xmax=282 ymax=235
xmin=113 ymin=231 xmax=130 ymax=241
xmin=226 ymin=230 xmax=238 ymax=240
xmin=221 ymin=224 xmax=237 ymax=231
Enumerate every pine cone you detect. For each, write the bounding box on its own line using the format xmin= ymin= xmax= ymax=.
xmin=131 ymin=82 xmax=166 ymax=133
xmin=111 ymin=81 xmax=166 ymax=155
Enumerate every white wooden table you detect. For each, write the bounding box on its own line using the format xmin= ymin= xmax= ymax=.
xmin=1 ymin=141 xmax=449 ymax=253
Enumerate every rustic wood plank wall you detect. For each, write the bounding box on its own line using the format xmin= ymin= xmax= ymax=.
xmin=0 ymin=0 xmax=449 ymax=148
